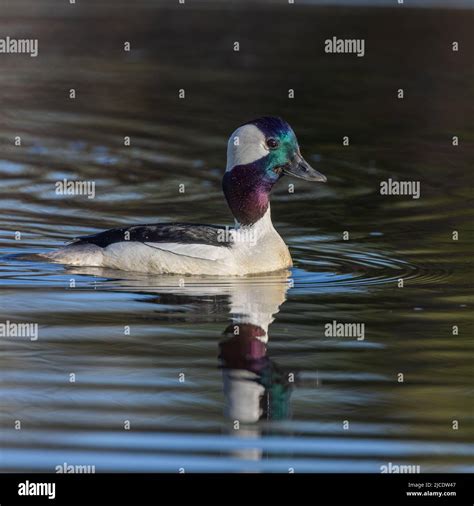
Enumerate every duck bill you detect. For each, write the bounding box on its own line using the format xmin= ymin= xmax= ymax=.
xmin=283 ymin=155 xmax=327 ymax=182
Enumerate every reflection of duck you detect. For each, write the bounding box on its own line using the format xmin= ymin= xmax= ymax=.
xmin=218 ymin=276 xmax=293 ymax=424
xmin=60 ymin=267 xmax=293 ymax=425
xmin=220 ymin=326 xmax=293 ymax=423
xmin=45 ymin=117 xmax=326 ymax=275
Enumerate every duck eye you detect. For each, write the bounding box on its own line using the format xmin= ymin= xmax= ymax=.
xmin=266 ymin=138 xmax=279 ymax=149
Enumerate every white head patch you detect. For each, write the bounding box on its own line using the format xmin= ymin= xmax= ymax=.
xmin=226 ymin=124 xmax=269 ymax=171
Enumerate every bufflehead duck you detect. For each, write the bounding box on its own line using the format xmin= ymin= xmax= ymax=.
xmin=45 ymin=116 xmax=326 ymax=275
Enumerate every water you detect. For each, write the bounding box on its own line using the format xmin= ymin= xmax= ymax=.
xmin=0 ymin=2 xmax=473 ymax=473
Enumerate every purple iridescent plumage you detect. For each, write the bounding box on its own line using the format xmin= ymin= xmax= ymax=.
xmin=222 ymin=158 xmax=280 ymax=226
xmin=244 ymin=116 xmax=292 ymax=140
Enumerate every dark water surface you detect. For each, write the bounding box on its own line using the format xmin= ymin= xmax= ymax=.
xmin=0 ymin=2 xmax=473 ymax=472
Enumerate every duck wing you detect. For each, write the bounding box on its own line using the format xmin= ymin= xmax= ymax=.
xmin=72 ymin=223 xmax=233 ymax=261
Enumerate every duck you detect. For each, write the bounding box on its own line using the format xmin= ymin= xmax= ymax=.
xmin=44 ymin=116 xmax=327 ymax=275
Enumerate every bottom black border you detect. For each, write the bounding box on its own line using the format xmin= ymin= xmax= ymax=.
xmin=0 ymin=473 xmax=472 ymax=506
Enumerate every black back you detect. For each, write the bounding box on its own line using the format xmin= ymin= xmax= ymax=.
xmin=73 ymin=223 xmax=232 ymax=248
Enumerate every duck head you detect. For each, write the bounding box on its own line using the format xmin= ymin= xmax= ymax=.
xmin=222 ymin=116 xmax=326 ymax=226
